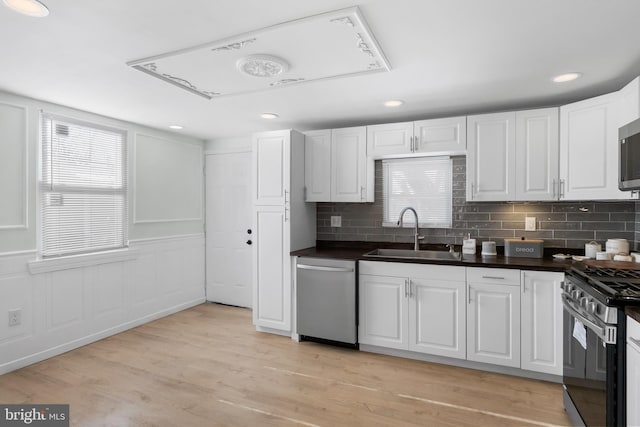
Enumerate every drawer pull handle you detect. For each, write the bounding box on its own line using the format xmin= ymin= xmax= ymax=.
xmin=482 ymin=276 xmax=505 ymax=280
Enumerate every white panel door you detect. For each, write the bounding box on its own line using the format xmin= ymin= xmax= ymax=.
xmin=466 ymin=112 xmax=516 ymax=201
xmin=366 ymin=122 xmax=413 ymax=158
xmin=253 ymin=131 xmax=289 ymax=205
xmin=409 ymin=278 xmax=466 ymax=359
xmin=515 ymin=108 xmax=560 ymax=201
xmin=331 ymin=126 xmax=367 ymax=202
xmin=414 ymin=116 xmax=467 ymax=154
xmin=253 ymin=205 xmax=290 ymax=331
xmin=359 ymin=274 xmax=408 ymax=349
xmin=205 ymin=152 xmax=252 ymax=308
xmin=559 ymin=92 xmax=627 ymax=200
xmin=304 ymin=130 xmax=331 ymax=202
xmin=520 ymin=271 xmax=563 ymax=375
xmin=467 ymin=282 xmax=521 ymax=368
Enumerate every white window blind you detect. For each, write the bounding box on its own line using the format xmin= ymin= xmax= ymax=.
xmin=382 ymin=157 xmax=452 ymax=228
xmin=40 ymin=113 xmax=127 ymax=257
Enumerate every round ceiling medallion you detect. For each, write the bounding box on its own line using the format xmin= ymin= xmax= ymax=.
xmin=236 ymin=54 xmax=289 ymax=78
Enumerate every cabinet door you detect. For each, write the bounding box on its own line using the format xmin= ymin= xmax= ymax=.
xmin=331 ymin=126 xmax=369 ymax=202
xmin=252 ymin=205 xmax=291 ymax=331
xmin=559 ymin=92 xmax=628 ymax=200
xmin=521 ymin=271 xmax=563 ymax=375
xmin=253 ymin=131 xmax=290 ymax=205
xmin=304 ymin=130 xmax=331 ymax=202
xmin=515 ymin=108 xmax=560 ymax=201
xmin=409 ymin=277 xmax=466 ymax=359
xmin=467 ymin=282 xmax=521 ymax=367
xmin=359 ymin=274 xmax=408 ymax=349
xmin=628 ymin=320 xmax=640 ymax=427
xmin=414 ymin=116 xmax=466 ymax=154
xmin=466 ymin=112 xmax=516 ymax=201
xmin=366 ymin=122 xmax=413 ymax=158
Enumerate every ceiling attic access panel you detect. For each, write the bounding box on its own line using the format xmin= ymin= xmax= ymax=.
xmin=127 ymin=7 xmax=390 ymax=99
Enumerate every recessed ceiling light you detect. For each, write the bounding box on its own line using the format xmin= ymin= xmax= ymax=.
xmin=3 ymin=0 xmax=49 ymax=17
xmin=552 ymin=72 xmax=582 ymax=83
xmin=260 ymin=113 xmax=279 ymax=119
xmin=384 ymin=100 xmax=404 ymax=107
xmin=169 ymin=125 xmax=184 ymax=130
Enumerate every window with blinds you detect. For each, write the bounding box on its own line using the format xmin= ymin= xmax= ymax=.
xmin=40 ymin=113 xmax=127 ymax=257
xmin=382 ymin=157 xmax=452 ymax=228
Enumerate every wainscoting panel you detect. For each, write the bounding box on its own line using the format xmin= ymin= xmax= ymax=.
xmin=0 ymin=234 xmax=206 ymax=375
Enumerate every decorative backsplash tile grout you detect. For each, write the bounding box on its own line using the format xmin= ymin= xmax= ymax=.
xmin=317 ymin=157 xmax=640 ymax=250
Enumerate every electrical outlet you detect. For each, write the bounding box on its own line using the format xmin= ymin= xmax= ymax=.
xmin=8 ymin=309 xmax=21 ymax=327
xmin=330 ymin=216 xmax=342 ymax=227
xmin=525 ymin=217 xmax=536 ymax=231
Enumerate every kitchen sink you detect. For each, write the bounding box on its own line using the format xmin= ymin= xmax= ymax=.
xmin=363 ymin=248 xmax=461 ymax=261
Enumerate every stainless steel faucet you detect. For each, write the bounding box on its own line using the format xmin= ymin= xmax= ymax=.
xmin=397 ymin=207 xmax=424 ymax=251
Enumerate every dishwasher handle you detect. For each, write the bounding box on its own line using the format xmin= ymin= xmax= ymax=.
xmin=296 ymin=264 xmax=354 ymax=273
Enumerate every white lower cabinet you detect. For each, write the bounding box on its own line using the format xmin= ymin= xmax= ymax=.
xmin=466 ymin=268 xmax=521 ymax=368
xmin=628 ymin=316 xmax=640 ymax=427
xmin=521 ymin=270 xmax=563 ymax=375
xmin=360 ymin=263 xmax=564 ymax=376
xmin=359 ymin=261 xmax=466 ymax=359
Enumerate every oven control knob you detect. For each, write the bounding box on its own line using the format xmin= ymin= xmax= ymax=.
xmin=580 ymin=297 xmax=589 ymax=309
xmin=565 ymin=283 xmax=575 ymax=293
xmin=571 ymin=290 xmax=583 ymax=300
xmin=588 ymin=301 xmax=598 ymax=314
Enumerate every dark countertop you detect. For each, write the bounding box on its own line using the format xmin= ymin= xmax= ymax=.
xmin=627 ymin=307 xmax=640 ymax=324
xmin=291 ymin=241 xmax=575 ymax=272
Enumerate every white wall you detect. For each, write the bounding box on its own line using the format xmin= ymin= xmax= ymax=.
xmin=0 ymin=90 xmax=206 ymax=374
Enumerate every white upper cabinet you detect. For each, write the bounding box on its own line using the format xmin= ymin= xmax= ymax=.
xmin=468 ymin=108 xmax=559 ymax=202
xmin=467 ymin=112 xmax=516 ymax=201
xmin=253 ymin=131 xmax=290 ymax=206
xmin=559 ymin=91 xmax=629 ymax=200
xmin=304 ymin=126 xmax=374 ymax=203
xmin=515 ymin=108 xmax=560 ymax=200
xmin=618 ymin=76 xmax=640 ymax=127
xmin=367 ymin=116 xmax=466 ymax=159
xmin=304 ymin=130 xmax=331 ymax=202
xmin=414 ymin=116 xmax=467 ymax=154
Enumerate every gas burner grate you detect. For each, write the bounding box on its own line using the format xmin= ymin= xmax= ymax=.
xmin=583 ymin=266 xmax=640 ymax=279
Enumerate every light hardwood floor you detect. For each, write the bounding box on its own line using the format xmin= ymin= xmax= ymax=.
xmin=0 ymin=303 xmax=571 ymax=426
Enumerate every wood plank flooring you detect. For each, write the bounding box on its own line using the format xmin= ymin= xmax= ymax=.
xmin=0 ymin=303 xmax=571 ymax=426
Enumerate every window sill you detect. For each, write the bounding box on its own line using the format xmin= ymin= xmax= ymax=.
xmin=28 ymin=248 xmax=139 ymax=275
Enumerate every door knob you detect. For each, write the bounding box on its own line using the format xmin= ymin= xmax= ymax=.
xmin=247 ymin=229 xmax=252 ymax=234
xmin=246 ymin=240 xmax=252 ymax=245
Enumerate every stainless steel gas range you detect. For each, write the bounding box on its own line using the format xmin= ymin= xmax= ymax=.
xmin=562 ymin=266 xmax=640 ymax=427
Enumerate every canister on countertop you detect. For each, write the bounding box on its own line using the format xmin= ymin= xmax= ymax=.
xmin=481 ymin=241 xmax=497 ymax=256
xmin=605 ymin=239 xmax=629 ymax=254
xmin=462 ymin=233 xmax=476 ymax=255
xmin=585 ymin=241 xmax=601 ymax=259
xmin=504 ymin=238 xmax=544 ymax=258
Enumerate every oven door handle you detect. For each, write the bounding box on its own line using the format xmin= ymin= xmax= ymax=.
xmin=296 ymin=264 xmax=354 ymax=273
xmin=561 ymin=295 xmax=616 ymax=344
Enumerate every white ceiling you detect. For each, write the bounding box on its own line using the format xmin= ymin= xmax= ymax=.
xmin=2 ymin=0 xmax=640 ymax=141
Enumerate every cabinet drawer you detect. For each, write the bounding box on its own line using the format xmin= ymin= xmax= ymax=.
xmin=466 ymin=267 xmax=520 ymax=285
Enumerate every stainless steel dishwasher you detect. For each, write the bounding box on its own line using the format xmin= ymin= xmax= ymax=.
xmin=296 ymin=257 xmax=357 ymax=346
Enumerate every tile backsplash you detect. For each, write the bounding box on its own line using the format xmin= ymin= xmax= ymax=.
xmin=317 ymin=157 xmax=639 ymax=250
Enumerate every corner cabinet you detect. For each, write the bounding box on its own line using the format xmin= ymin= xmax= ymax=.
xmin=252 ymin=130 xmax=316 ymax=333
xmin=467 ymin=108 xmax=558 ymax=202
xmin=367 ymin=116 xmax=466 ymax=159
xmin=304 ymin=127 xmax=374 ymax=202
xmin=466 ymin=268 xmax=521 ymax=368
xmin=520 ymin=270 xmax=563 ymax=376
xmin=359 ymin=261 xmax=467 ymax=359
